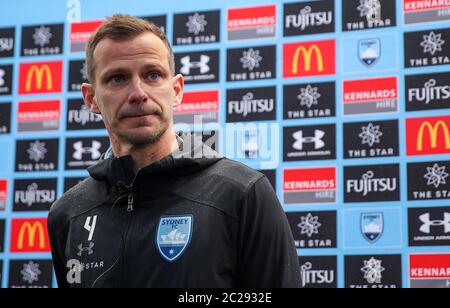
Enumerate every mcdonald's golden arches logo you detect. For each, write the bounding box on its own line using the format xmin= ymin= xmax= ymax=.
xmin=283 ymin=40 xmax=335 ymax=78
xmin=19 ymin=61 xmax=62 ymax=94
xmin=10 ymin=218 xmax=50 ymax=252
xmin=407 ymin=116 xmax=450 ymax=156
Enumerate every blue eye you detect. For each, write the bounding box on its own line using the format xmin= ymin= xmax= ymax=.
xmin=111 ymin=75 xmax=126 ymax=84
xmin=146 ymin=72 xmax=161 ymax=81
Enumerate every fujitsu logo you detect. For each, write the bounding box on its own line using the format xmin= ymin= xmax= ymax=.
xmin=14 ymin=183 xmax=56 ymax=207
xmin=346 ymin=171 xmax=397 ymax=196
xmin=300 ymin=262 xmax=335 ymax=287
xmin=68 ymin=105 xmax=102 ymax=126
xmin=0 ymin=37 xmax=13 ymax=52
xmin=408 ymin=79 xmax=450 ymax=104
xmin=285 ymin=6 xmax=333 ymax=31
xmin=228 ymin=92 xmax=274 ymax=117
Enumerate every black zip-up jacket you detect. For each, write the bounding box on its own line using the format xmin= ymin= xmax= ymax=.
xmin=48 ymin=133 xmax=300 ymax=288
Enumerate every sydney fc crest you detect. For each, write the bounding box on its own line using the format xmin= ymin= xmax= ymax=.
xmin=361 ymin=213 xmax=383 ymax=243
xmin=157 ymin=215 xmax=193 ymax=262
xmin=359 ymin=39 xmax=381 ymax=66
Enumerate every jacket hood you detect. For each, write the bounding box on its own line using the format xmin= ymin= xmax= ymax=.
xmin=88 ymin=132 xmax=223 ymax=189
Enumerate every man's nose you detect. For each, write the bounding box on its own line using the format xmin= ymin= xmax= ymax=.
xmin=128 ymin=78 xmax=148 ymax=104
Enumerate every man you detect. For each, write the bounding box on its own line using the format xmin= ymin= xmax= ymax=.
xmin=48 ymin=14 xmax=300 ymax=288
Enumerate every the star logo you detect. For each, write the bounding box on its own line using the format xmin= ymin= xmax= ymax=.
xmin=359 ymin=123 xmax=383 ymax=147
xmin=424 ymin=163 xmax=449 ymax=189
xmin=240 ymin=48 xmax=263 ymax=71
xmin=21 ymin=261 xmax=42 ymax=284
xmin=357 ymin=0 xmax=382 ymax=22
xmin=361 ymin=257 xmax=385 ymax=284
xmin=298 ymin=213 xmax=321 ymax=238
xmin=186 ymin=13 xmax=208 ymax=35
xmin=297 ymin=85 xmax=321 ymax=109
xmin=27 ymin=141 xmax=47 ymax=162
xmin=33 ymin=25 xmax=53 ymax=47
xmin=420 ymin=31 xmax=445 ymax=56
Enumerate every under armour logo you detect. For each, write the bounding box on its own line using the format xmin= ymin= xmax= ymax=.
xmin=293 ymin=130 xmax=325 ymax=151
xmin=73 ymin=141 xmax=102 ymax=160
xmin=0 ymin=69 xmax=5 ymax=86
xmin=180 ymin=55 xmax=210 ymax=75
xmin=419 ymin=213 xmax=450 ymax=234
xmin=77 ymin=242 xmax=95 ymax=257
xmin=84 ymin=215 xmax=98 ymax=241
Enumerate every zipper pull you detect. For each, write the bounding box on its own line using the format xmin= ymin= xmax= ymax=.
xmin=127 ymin=193 xmax=135 ymax=212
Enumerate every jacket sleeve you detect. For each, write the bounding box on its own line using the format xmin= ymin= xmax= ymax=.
xmin=237 ymin=175 xmax=301 ymax=288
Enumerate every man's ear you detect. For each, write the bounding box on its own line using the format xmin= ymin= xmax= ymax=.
xmin=172 ymin=74 xmax=184 ymax=108
xmin=81 ymin=83 xmax=101 ymax=114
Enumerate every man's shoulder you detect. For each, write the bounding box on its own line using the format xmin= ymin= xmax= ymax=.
xmin=172 ymin=158 xmax=268 ymax=218
xmin=207 ymin=158 xmax=266 ymax=192
xmin=48 ymin=177 xmax=109 ymax=230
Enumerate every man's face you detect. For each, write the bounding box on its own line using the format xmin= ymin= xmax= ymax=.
xmin=83 ymin=33 xmax=183 ymax=146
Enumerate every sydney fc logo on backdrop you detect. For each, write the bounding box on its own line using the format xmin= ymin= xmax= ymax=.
xmin=157 ymin=216 xmax=193 ymax=262
xmin=361 ymin=213 xmax=384 ymax=243
xmin=359 ymin=38 xmax=380 ymax=66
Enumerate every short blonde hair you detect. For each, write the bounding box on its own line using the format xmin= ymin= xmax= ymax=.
xmin=86 ymin=14 xmax=175 ymax=83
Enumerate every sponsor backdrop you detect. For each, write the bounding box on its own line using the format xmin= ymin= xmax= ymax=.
xmin=0 ymin=0 xmax=449 ymax=288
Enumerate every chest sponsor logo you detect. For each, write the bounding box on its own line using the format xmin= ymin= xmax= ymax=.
xmin=345 ymin=255 xmax=402 ymax=288
xmin=284 ymin=0 xmax=335 ymax=36
xmin=287 ymin=211 xmax=337 ymax=249
xmin=173 ymin=10 xmax=220 ymax=45
xmin=344 ymin=120 xmax=399 ymax=159
xmin=404 ymin=0 xmax=450 ymax=25
xmin=406 ymin=116 xmax=450 ymax=156
xmin=227 ymin=5 xmax=276 ymax=40
xmin=344 ymin=164 xmax=400 ymax=203
xmin=343 ymin=0 xmax=396 ymax=31
xmin=21 ymin=23 xmax=63 ymax=57
xmin=405 ymin=28 xmax=450 ymax=68
xmin=410 ymin=254 xmax=450 ymax=288
xmin=284 ymin=167 xmax=337 ymax=204
xmin=157 ymin=215 xmax=193 ymax=262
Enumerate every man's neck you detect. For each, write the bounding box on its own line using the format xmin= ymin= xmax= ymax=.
xmin=111 ymin=130 xmax=179 ymax=175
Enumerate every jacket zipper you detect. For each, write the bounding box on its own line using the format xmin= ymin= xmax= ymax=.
xmin=127 ymin=192 xmax=135 ymax=212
